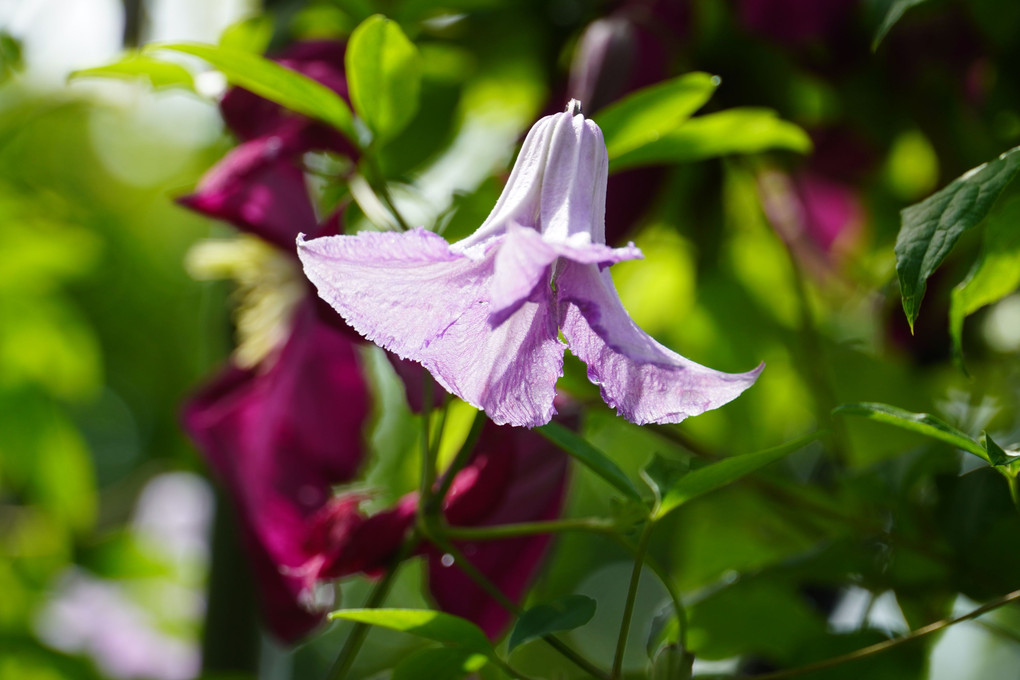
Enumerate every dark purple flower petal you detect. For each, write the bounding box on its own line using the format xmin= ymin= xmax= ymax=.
xmin=177 ymin=123 xmax=320 ymax=248
xmin=182 ymin=300 xmax=371 ymax=641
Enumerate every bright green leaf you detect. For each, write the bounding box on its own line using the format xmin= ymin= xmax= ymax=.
xmin=595 ymin=73 xmax=718 ymax=160
xmin=219 ymin=15 xmax=274 ymax=54
xmin=70 ymin=55 xmax=196 ymax=91
xmin=507 ymin=595 xmax=596 ymax=652
xmin=345 ymin=14 xmax=422 ymax=142
xmin=538 ymin=422 xmax=645 ymax=502
xmin=833 ymin=402 xmax=991 ymax=464
xmin=873 ymin=0 xmax=930 ymax=51
xmin=610 ymin=108 xmax=811 ymax=172
xmin=949 ymin=197 xmax=1020 ymax=368
xmin=651 ymin=431 xmax=820 ymax=520
xmin=392 ymin=647 xmax=489 ymax=680
xmin=895 ymin=145 xmax=1020 ymax=332
xmin=329 ymin=609 xmax=493 ymax=654
xmin=148 ymin=42 xmax=356 ymax=139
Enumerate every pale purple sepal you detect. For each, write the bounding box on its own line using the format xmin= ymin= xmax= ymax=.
xmin=297 ymin=228 xmax=565 ymax=427
xmin=557 ymin=260 xmax=764 ymax=424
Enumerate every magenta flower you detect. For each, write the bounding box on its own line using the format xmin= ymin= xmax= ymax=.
xmin=180 ymin=41 xmax=373 ymax=642
xmin=298 ymin=101 xmax=762 ymax=428
xmin=301 ymin=421 xmax=569 ymax=639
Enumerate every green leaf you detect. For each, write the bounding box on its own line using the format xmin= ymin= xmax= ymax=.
xmin=610 ymin=108 xmax=811 ymax=172
xmin=149 ymin=42 xmax=356 ymax=139
xmin=640 ymin=454 xmax=690 ymax=508
xmin=873 ymin=0 xmax=930 ymax=51
xmin=979 ymin=432 xmax=1011 ymax=467
xmin=329 ymin=609 xmax=493 ymax=654
xmin=649 ymin=432 xmax=820 ymax=520
xmin=392 ymin=647 xmax=489 ymax=680
xmin=595 ymin=73 xmax=718 ymax=160
xmin=219 ymin=15 xmax=274 ymax=54
xmin=894 ymin=145 xmax=1020 ymax=332
xmin=538 ymin=422 xmax=645 ymax=502
xmin=833 ymin=402 xmax=992 ymax=464
xmin=949 ymin=197 xmax=1020 ymax=367
xmin=507 ymin=595 xmax=596 ymax=652
xmin=345 ymin=14 xmax=422 ymax=142
xmin=70 ymin=55 xmax=196 ymax=91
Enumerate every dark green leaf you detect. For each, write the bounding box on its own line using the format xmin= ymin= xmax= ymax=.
xmin=595 ymin=73 xmax=718 ymax=160
xmin=833 ymin=402 xmax=991 ymax=464
xmin=392 ymin=647 xmax=489 ymax=680
xmin=873 ymin=0 xmax=930 ymax=51
xmin=219 ymin=15 xmax=274 ymax=54
xmin=345 ymin=14 xmax=422 ymax=142
xmin=895 ymin=146 xmax=1020 ymax=332
xmin=610 ymin=108 xmax=811 ymax=172
xmin=70 ymin=56 xmax=196 ymax=91
xmin=329 ymin=609 xmax=494 ymax=654
xmin=980 ymin=432 xmax=1010 ymax=467
xmin=538 ymin=422 xmax=645 ymax=502
xmin=149 ymin=42 xmax=356 ymax=139
xmin=651 ymin=431 xmax=820 ymax=520
xmin=507 ymin=595 xmax=597 ymax=652
xmin=949 ymin=197 xmax=1020 ymax=367
xmin=640 ymin=453 xmax=690 ymax=508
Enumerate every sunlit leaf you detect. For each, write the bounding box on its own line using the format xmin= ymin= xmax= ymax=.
xmin=329 ymin=609 xmax=494 ymax=654
xmin=219 ymin=15 xmax=274 ymax=54
xmin=873 ymin=0 xmax=930 ymax=50
xmin=149 ymin=42 xmax=356 ymax=139
xmin=538 ymin=422 xmax=645 ymax=502
xmin=949 ymin=197 xmax=1020 ymax=368
xmin=392 ymin=647 xmax=489 ymax=680
xmin=595 ymin=73 xmax=718 ymax=160
xmin=70 ymin=55 xmax=196 ymax=90
xmin=833 ymin=402 xmax=992 ymax=464
xmin=610 ymin=108 xmax=811 ymax=172
xmin=648 ymin=431 xmax=820 ymax=520
xmin=345 ymin=14 xmax=422 ymax=142
xmin=895 ymin=145 xmax=1020 ymax=332
xmin=507 ymin=595 xmax=596 ymax=652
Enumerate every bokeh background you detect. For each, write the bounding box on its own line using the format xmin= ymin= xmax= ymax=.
xmin=2 ymin=0 xmax=1020 ymax=679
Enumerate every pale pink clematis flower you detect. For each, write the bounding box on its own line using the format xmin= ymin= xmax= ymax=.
xmin=298 ymin=100 xmax=762 ymax=427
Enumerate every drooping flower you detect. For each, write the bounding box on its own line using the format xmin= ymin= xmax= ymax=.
xmin=298 ymin=100 xmax=762 ymax=428
xmin=300 ymin=420 xmax=569 ymax=639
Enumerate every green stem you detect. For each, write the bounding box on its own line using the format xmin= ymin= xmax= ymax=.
xmin=443 ymin=517 xmax=616 ymax=541
xmin=423 ymin=410 xmax=486 ymax=517
xmin=751 ymin=588 xmax=1020 ymax=680
xmin=418 ymin=379 xmax=436 ymax=507
xmin=610 ymin=534 xmax=688 ymax=651
xmin=429 ymin=534 xmax=610 ymax=680
xmin=612 ymin=522 xmax=654 ymax=679
xmin=1006 ymin=474 xmax=1020 ymax=516
xmin=326 ymin=536 xmax=419 ymax=680
xmin=366 ymin=154 xmax=411 ymax=231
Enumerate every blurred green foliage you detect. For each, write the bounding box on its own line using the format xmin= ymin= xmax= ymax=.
xmin=4 ymin=0 xmax=1020 ymax=679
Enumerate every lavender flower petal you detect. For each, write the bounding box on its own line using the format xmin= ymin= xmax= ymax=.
xmin=557 ymin=260 xmax=763 ymax=425
xmin=298 ymin=228 xmax=566 ymax=426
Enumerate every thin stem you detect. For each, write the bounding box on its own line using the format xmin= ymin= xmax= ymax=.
xmin=443 ymin=517 xmax=616 ymax=541
xmin=418 ymin=378 xmax=436 ymax=507
xmin=609 ymin=534 xmax=688 ymax=650
xmin=751 ymin=588 xmax=1020 ymax=680
xmin=423 ymin=410 xmax=486 ymax=517
xmin=1006 ymin=474 xmax=1020 ymax=516
xmin=326 ymin=537 xmax=419 ymax=680
xmin=430 ymin=535 xmax=610 ymax=680
xmin=612 ymin=522 xmax=654 ymax=679
xmin=366 ymin=155 xmax=411 ymax=231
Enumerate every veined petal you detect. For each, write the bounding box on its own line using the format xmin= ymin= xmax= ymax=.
xmin=490 ymin=222 xmax=642 ymax=325
xmin=557 ymin=261 xmax=763 ymax=425
xmin=298 ymin=228 xmax=565 ymax=426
